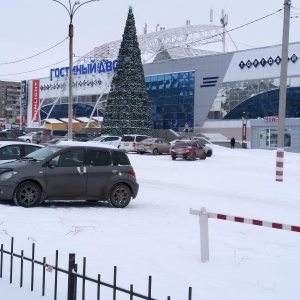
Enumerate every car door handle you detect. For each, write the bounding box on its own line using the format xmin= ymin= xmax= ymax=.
xmin=77 ymin=167 xmax=87 ymax=174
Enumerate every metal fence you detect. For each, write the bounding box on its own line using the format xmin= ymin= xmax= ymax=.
xmin=0 ymin=237 xmax=193 ymax=300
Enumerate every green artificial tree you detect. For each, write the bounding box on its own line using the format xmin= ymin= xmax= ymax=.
xmin=101 ymin=6 xmax=154 ymax=136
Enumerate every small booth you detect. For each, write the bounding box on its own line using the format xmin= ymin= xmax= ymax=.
xmin=44 ymin=118 xmax=66 ymax=130
xmin=250 ymin=118 xmax=300 ymax=153
xmin=75 ymin=117 xmax=101 ymax=130
xmin=59 ymin=118 xmax=81 ymax=132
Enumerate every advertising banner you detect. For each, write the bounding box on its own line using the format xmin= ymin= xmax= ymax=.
xmin=32 ymin=80 xmax=40 ymax=122
xmin=242 ymin=123 xmax=247 ymax=141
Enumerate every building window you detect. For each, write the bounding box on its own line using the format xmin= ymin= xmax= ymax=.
xmin=259 ymin=128 xmax=291 ymax=147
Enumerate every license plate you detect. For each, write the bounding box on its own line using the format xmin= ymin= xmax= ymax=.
xmin=175 ymin=149 xmax=184 ymax=154
xmin=124 ymin=143 xmax=129 ymax=146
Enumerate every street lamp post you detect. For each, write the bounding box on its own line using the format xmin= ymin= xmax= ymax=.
xmin=52 ymin=0 xmax=99 ymax=141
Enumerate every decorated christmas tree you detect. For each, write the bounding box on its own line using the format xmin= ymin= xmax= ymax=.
xmin=100 ymin=6 xmax=154 ymax=136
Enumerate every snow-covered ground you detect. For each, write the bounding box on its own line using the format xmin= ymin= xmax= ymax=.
xmin=0 ymin=145 xmax=300 ymax=300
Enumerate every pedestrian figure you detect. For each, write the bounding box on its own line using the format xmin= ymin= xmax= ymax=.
xmin=184 ymin=122 xmax=189 ymax=132
xmin=230 ymin=137 xmax=235 ymax=149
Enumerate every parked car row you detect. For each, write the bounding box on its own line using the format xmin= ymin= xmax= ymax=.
xmin=0 ymin=132 xmax=215 ymax=209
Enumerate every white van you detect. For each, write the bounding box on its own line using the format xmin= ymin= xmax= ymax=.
xmin=119 ymin=135 xmax=149 ymax=152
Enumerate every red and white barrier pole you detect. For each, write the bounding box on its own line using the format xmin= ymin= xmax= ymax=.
xmin=190 ymin=207 xmax=300 ymax=263
xmin=276 ymin=148 xmax=284 ymax=182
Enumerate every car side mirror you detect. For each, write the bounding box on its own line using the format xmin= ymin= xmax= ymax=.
xmin=48 ymin=160 xmax=58 ymax=168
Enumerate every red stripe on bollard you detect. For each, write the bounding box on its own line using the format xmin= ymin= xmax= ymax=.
xmin=272 ymin=223 xmax=283 ymax=229
xmin=253 ymin=220 xmax=263 ymax=226
xmin=234 ymin=217 xmax=244 ymax=223
xmin=277 ymin=151 xmax=284 ymax=158
xmin=291 ymin=226 xmax=300 ymax=232
xmin=217 ymin=214 xmax=226 ymax=220
xmin=276 ymin=162 xmax=284 ymax=167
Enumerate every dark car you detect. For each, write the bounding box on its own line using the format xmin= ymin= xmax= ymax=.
xmin=170 ymin=140 xmax=206 ymax=161
xmin=0 ymin=142 xmax=139 ymax=208
xmin=0 ymin=131 xmax=19 ymax=141
xmin=1 ymin=129 xmax=27 ymax=138
xmin=0 ymin=141 xmax=44 ymax=164
xmin=71 ymin=132 xmax=94 ymax=142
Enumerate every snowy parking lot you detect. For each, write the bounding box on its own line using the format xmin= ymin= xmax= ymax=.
xmin=1 ymin=145 xmax=300 ymax=300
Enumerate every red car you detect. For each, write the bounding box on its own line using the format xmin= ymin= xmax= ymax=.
xmin=170 ymin=140 xmax=206 ymax=161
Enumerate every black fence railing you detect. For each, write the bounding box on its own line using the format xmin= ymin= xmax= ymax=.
xmin=0 ymin=237 xmax=193 ymax=300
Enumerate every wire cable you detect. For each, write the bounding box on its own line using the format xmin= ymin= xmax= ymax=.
xmin=0 ymin=37 xmax=68 ymax=65
xmin=187 ymin=8 xmax=283 ymax=47
xmin=0 ymin=58 xmax=69 ymax=77
xmin=0 ymin=8 xmax=286 ymax=78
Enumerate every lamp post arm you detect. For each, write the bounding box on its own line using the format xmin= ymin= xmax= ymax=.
xmin=73 ymin=0 xmax=100 ymax=16
xmin=52 ymin=0 xmax=72 ymax=18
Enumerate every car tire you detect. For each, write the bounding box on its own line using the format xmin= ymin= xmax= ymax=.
xmin=192 ymin=153 xmax=196 ymax=161
xmin=108 ymin=184 xmax=131 ymax=208
xmin=172 ymin=156 xmax=176 ymax=160
xmin=26 ymin=139 xmax=31 ymax=143
xmin=200 ymin=153 xmax=207 ymax=160
xmin=152 ymin=148 xmax=158 ymax=155
xmin=13 ymin=181 xmax=42 ymax=208
xmin=206 ymin=150 xmax=212 ymax=157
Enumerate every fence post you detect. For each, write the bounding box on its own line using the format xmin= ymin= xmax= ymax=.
xmin=199 ymin=207 xmax=209 ymax=263
xmin=67 ymin=253 xmax=77 ymax=300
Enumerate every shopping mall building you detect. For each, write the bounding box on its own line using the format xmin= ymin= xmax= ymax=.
xmin=22 ymin=25 xmax=300 ymax=152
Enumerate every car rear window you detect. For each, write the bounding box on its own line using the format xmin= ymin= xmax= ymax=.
xmin=121 ymin=136 xmax=134 ymax=142
xmin=112 ymin=151 xmax=131 ymax=166
xmin=136 ymin=136 xmax=148 ymax=142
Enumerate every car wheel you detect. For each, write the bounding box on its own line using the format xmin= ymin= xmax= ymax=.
xmin=139 ymin=152 xmax=145 ymax=155
xmin=26 ymin=139 xmax=31 ymax=143
xmin=152 ymin=148 xmax=159 ymax=155
xmin=200 ymin=153 xmax=207 ymax=160
xmin=172 ymin=156 xmax=176 ymax=160
xmin=14 ymin=181 xmax=42 ymax=208
xmin=109 ymin=184 xmax=131 ymax=208
xmin=192 ymin=153 xmax=196 ymax=161
xmin=206 ymin=150 xmax=212 ymax=157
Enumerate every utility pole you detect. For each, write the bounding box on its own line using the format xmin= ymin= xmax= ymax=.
xmin=276 ymin=0 xmax=291 ymax=182
xmin=53 ymin=0 xmax=100 ymax=141
xmin=220 ymin=9 xmax=228 ymax=53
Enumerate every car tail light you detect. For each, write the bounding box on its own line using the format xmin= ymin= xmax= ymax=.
xmin=144 ymin=143 xmax=152 ymax=146
xmin=129 ymin=171 xmax=136 ymax=178
xmin=49 ymin=135 xmax=53 ymax=141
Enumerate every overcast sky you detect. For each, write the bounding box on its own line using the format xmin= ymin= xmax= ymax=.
xmin=0 ymin=0 xmax=299 ymax=81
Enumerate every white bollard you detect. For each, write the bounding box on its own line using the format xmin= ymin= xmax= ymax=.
xmin=199 ymin=207 xmax=209 ymax=262
xmin=190 ymin=207 xmax=209 ymax=262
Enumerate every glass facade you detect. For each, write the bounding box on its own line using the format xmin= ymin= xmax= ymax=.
xmin=40 ymin=94 xmax=107 ymax=120
xmin=40 ymin=103 xmax=103 ymax=120
xmin=145 ymin=71 xmax=195 ymax=131
xmin=209 ymin=76 xmax=300 ymax=120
